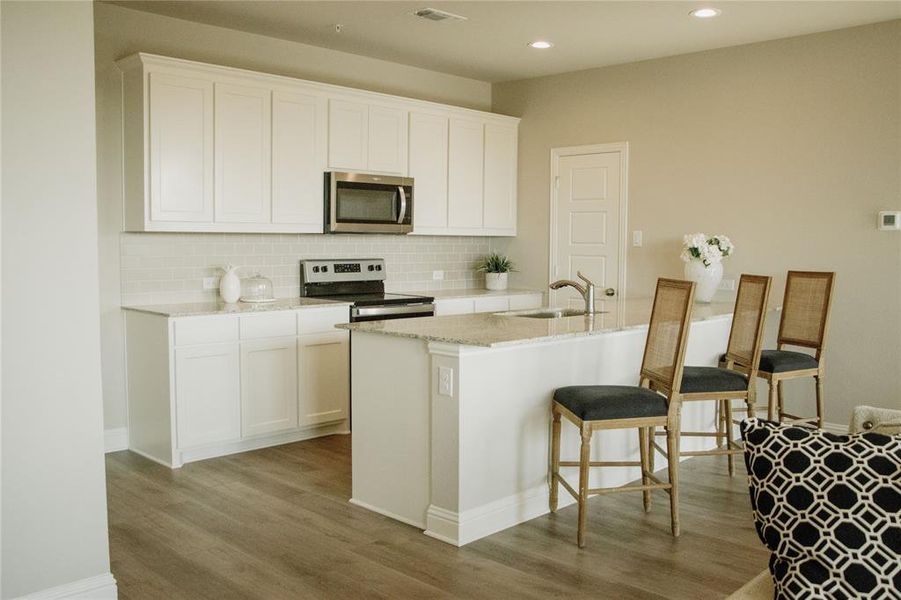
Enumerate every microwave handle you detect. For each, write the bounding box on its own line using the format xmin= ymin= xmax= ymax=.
xmin=397 ymin=186 xmax=407 ymax=224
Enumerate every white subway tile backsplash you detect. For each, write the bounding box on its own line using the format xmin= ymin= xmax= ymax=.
xmin=120 ymin=232 xmax=489 ymax=306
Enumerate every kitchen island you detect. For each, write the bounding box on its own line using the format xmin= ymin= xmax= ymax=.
xmin=340 ymin=299 xmax=768 ymax=546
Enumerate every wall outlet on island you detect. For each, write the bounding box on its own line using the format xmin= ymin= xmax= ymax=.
xmin=718 ymin=278 xmax=736 ymax=291
xmin=438 ymin=366 xmax=454 ymax=396
xmin=203 ymin=277 xmax=219 ymax=290
xmin=432 ymin=270 xmax=444 ymax=280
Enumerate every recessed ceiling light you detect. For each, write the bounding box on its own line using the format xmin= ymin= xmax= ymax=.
xmin=690 ymin=7 xmax=721 ymax=18
xmin=528 ymin=41 xmax=554 ymax=49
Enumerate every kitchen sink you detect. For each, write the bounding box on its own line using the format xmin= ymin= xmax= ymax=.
xmin=499 ymin=308 xmax=607 ymax=319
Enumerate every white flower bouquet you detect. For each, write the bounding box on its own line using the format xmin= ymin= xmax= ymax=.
xmin=680 ymin=233 xmax=734 ymax=268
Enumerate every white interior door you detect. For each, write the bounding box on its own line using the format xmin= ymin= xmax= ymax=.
xmin=552 ymin=149 xmax=624 ymax=312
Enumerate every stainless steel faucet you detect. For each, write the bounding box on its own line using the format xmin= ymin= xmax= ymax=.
xmin=549 ymin=271 xmax=597 ymax=314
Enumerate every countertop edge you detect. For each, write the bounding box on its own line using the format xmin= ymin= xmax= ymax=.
xmin=123 ymin=300 xmax=352 ymax=318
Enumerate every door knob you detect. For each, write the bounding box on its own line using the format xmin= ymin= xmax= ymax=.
xmin=604 ymin=288 xmax=615 ymax=297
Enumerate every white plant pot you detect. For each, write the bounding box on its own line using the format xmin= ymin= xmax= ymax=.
xmin=683 ymin=260 xmax=723 ymax=303
xmin=485 ymin=272 xmax=508 ymax=291
xmin=219 ymin=265 xmax=241 ymax=304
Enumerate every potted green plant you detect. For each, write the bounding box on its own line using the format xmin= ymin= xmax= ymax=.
xmin=476 ymin=252 xmax=515 ymax=291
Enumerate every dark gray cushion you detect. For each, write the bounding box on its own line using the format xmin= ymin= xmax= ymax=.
xmin=553 ymin=386 xmax=667 ymax=421
xmin=680 ymin=366 xmax=749 ymax=394
xmin=719 ymin=350 xmax=819 ymax=374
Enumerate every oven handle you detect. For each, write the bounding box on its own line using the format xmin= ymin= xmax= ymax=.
xmin=352 ymin=303 xmax=433 ymax=319
xmin=397 ymin=186 xmax=407 ymax=224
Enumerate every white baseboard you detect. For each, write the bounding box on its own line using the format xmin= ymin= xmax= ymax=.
xmin=104 ymin=427 xmax=128 ymax=453
xmin=15 ymin=572 xmax=117 ymax=600
xmin=349 ymin=497 xmax=425 ymax=529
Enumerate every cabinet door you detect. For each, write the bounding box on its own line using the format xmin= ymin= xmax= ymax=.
xmin=409 ymin=112 xmax=449 ymax=230
xmin=328 ymin=99 xmax=368 ymax=171
xmin=448 ymin=118 xmax=484 ymax=229
xmin=298 ymin=332 xmax=349 ymax=427
xmin=272 ymin=91 xmax=327 ymax=228
xmin=434 ymin=298 xmax=475 ymax=316
xmin=483 ymin=123 xmax=517 ymax=232
xmin=148 ymin=72 xmax=214 ymax=222
xmin=174 ymin=344 xmax=240 ymax=448
xmin=241 ymin=338 xmax=298 ymax=437
xmin=214 ymin=83 xmax=272 ymax=223
xmin=368 ymin=105 xmax=407 ymax=174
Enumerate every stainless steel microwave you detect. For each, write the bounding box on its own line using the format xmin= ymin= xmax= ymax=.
xmin=325 ymin=172 xmax=414 ymax=234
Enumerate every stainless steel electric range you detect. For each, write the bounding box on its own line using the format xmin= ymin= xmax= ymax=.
xmin=299 ymin=258 xmax=434 ymax=322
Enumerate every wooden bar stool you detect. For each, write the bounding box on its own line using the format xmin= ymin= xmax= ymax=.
xmin=759 ymin=271 xmax=835 ymax=427
xmin=651 ymin=274 xmax=772 ymax=476
xmin=549 ymin=278 xmax=695 ymax=548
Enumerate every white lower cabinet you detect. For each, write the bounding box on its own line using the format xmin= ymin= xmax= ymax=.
xmin=175 ymin=343 xmax=241 ymax=448
xmin=125 ymin=307 xmax=350 ymax=468
xmin=433 ymin=292 xmax=543 ymax=317
xmin=241 ymin=337 xmax=299 ymax=437
xmin=298 ymin=332 xmax=349 ymax=426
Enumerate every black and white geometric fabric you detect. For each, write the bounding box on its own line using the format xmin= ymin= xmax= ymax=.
xmin=740 ymin=418 xmax=901 ymax=599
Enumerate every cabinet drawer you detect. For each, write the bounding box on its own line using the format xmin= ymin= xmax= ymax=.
xmin=509 ymin=293 xmax=543 ymax=311
xmin=240 ymin=312 xmax=297 ymax=340
xmin=473 ymin=297 xmax=509 ymax=313
xmin=173 ymin=315 xmax=239 ymax=346
xmin=298 ymin=306 xmax=350 ymax=335
xmin=435 ymin=298 xmax=474 ymax=316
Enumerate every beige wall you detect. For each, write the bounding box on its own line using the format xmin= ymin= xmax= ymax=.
xmin=492 ymin=21 xmax=901 ymax=425
xmin=94 ymin=4 xmax=493 ymax=433
xmin=2 ymin=2 xmax=113 ymax=597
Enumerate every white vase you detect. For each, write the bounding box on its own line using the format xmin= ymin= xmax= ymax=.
xmin=683 ymin=260 xmax=723 ymax=303
xmin=219 ymin=265 xmax=241 ymax=303
xmin=485 ymin=272 xmax=508 ymax=291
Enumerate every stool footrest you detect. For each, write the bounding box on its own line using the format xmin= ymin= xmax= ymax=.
xmin=560 ymin=460 xmax=642 ymax=468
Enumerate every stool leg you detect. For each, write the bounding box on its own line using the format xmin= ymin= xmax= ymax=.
xmin=745 ymin=381 xmax=757 ymax=419
xmin=723 ymin=399 xmax=735 ymax=476
xmin=638 ymin=427 xmax=651 ymax=512
xmin=550 ymin=408 xmax=561 ymax=512
xmin=577 ymin=427 xmax=592 ymax=548
xmin=815 ymin=375 xmax=824 ymax=428
xmin=776 ymin=380 xmax=785 ymax=422
xmin=767 ymin=379 xmax=777 ymax=421
xmin=715 ymin=400 xmax=725 ymax=449
xmin=648 ymin=426 xmax=656 ymax=475
xmin=665 ymin=424 xmax=681 ymax=537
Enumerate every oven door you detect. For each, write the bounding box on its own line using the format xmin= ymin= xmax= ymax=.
xmin=350 ymin=303 xmax=434 ymax=322
xmin=328 ymin=172 xmax=414 ymax=234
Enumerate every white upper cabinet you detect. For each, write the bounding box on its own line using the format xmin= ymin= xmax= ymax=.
xmin=483 ymin=123 xmax=518 ymax=234
xmin=408 ymin=112 xmax=449 ymax=231
xmin=328 ymin=99 xmax=368 ymax=171
xmin=448 ymin=118 xmax=485 ymax=229
xmin=118 ymin=53 xmax=516 ymax=235
xmin=147 ymin=72 xmax=214 ymax=223
xmin=329 ymin=99 xmax=407 ymax=175
xmin=271 ymin=90 xmax=327 ymax=230
xmin=214 ymin=83 xmax=272 ymax=223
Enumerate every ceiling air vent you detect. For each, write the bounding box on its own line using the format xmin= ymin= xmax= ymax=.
xmin=413 ymin=8 xmax=468 ymax=22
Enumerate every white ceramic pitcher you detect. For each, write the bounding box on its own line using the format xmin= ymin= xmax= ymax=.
xmin=219 ymin=264 xmax=241 ymax=303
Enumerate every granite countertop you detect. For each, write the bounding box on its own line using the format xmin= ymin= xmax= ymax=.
xmin=123 ymin=297 xmax=349 ymax=318
xmin=419 ymin=288 xmax=544 ymax=300
xmin=338 ymin=299 xmax=761 ymax=348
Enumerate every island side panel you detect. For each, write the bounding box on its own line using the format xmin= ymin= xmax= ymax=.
xmin=124 ymin=310 xmax=175 ymax=466
xmin=349 ymin=331 xmax=431 ymax=528
xmin=441 ymin=315 xmax=733 ymax=546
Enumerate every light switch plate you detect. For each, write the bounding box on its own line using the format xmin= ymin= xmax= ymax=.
xmin=632 ymin=230 xmax=643 ymax=247
xmin=718 ymin=278 xmax=736 ymax=291
xmin=202 ymin=277 xmax=218 ymax=290
xmin=438 ymin=366 xmax=453 ymax=396
xmin=433 ymin=270 xmax=445 ymax=280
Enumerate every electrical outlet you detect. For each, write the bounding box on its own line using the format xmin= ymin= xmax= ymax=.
xmin=718 ymin=278 xmax=736 ymax=291
xmin=438 ymin=366 xmax=454 ymax=396
xmin=203 ymin=277 xmax=219 ymax=290
xmin=433 ymin=270 xmax=445 ymax=280
xmin=632 ymin=230 xmax=643 ymax=247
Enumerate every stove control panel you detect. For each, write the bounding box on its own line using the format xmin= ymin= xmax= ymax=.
xmin=300 ymin=258 xmax=385 ymax=285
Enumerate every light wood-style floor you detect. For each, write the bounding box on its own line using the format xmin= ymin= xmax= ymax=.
xmin=106 ymin=434 xmax=769 ymax=599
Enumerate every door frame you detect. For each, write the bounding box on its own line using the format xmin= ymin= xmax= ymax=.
xmin=548 ymin=142 xmax=629 ymax=312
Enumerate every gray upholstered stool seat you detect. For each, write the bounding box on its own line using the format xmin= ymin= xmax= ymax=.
xmin=719 ymin=350 xmax=818 ymax=373
xmin=554 ymin=386 xmax=667 ymax=421
xmin=680 ymin=366 xmax=749 ymax=394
